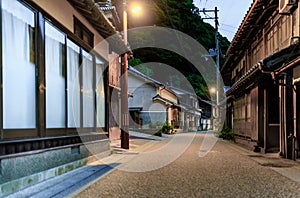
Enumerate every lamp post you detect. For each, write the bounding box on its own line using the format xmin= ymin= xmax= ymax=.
xmin=120 ymin=0 xmax=129 ymax=149
xmin=120 ymin=0 xmax=141 ymax=149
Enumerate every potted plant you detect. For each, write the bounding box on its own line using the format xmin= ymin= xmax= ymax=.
xmin=162 ymin=122 xmax=175 ymax=134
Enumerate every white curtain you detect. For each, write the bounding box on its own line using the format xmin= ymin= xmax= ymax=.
xmin=45 ymin=23 xmax=66 ymax=128
xmin=67 ymin=39 xmax=80 ymax=128
xmin=82 ymin=51 xmax=94 ymax=128
xmin=96 ymin=57 xmax=105 ymax=128
xmin=2 ymin=7 xmax=36 ymax=128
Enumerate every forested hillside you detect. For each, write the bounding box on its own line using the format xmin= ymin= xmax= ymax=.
xmin=97 ymin=0 xmax=230 ymax=99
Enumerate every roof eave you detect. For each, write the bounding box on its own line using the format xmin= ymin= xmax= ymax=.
xmin=68 ymin=0 xmax=129 ymax=54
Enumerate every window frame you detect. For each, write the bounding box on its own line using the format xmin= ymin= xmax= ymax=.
xmin=0 ymin=0 xmax=38 ymax=139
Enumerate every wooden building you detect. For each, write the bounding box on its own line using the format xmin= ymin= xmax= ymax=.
xmin=222 ymin=0 xmax=300 ymax=157
xmin=169 ymin=86 xmax=202 ymax=131
xmin=0 ymin=0 xmax=126 ymax=195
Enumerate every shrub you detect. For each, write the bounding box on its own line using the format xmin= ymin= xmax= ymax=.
xmin=162 ymin=122 xmax=174 ymax=133
xmin=218 ymin=126 xmax=235 ymax=142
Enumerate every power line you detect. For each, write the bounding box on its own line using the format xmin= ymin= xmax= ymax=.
xmin=197 ymin=0 xmax=209 ymax=8
xmin=219 ymin=28 xmax=236 ymax=34
xmin=220 ymin=23 xmax=237 ymax=29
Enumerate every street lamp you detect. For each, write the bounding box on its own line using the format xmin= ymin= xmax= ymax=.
xmin=120 ymin=0 xmax=141 ymax=149
xmin=210 ymin=87 xmax=216 ymax=94
xmin=131 ymin=4 xmax=141 ymax=15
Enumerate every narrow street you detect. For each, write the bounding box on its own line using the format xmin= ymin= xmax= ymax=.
xmin=4 ymin=1 xmax=300 ymax=197
xmin=74 ymin=133 xmax=300 ymax=197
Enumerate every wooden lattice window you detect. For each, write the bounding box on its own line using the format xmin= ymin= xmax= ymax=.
xmin=74 ymin=17 xmax=94 ymax=47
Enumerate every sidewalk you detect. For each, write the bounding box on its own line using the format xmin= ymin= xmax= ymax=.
xmin=6 ymin=131 xmax=169 ymax=198
xmin=223 ymin=139 xmax=300 ymax=184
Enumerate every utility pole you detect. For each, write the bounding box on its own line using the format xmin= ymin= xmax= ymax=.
xmin=200 ymin=7 xmax=220 ymax=130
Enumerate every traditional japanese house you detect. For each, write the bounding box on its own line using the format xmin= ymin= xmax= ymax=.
xmin=168 ymin=86 xmax=202 ymax=131
xmin=0 ymin=0 xmax=126 ymax=195
xmin=222 ymin=0 xmax=300 ymax=158
xmin=128 ymin=66 xmax=181 ymax=130
xmin=128 ymin=66 xmax=204 ymax=132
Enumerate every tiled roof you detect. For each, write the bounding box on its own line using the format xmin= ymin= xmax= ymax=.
xmin=226 ymin=42 xmax=300 ymax=96
xmin=226 ymin=62 xmax=261 ymax=96
xmin=128 ymin=66 xmax=163 ymax=86
xmin=97 ymin=5 xmax=115 ymax=11
xmin=152 ymin=94 xmax=176 ymax=106
xmin=95 ymin=3 xmax=122 ymax=31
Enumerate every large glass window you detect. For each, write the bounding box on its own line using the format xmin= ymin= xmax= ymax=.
xmin=82 ymin=50 xmax=94 ymax=127
xmin=67 ymin=39 xmax=80 ymax=128
xmin=2 ymin=1 xmax=105 ymax=131
xmin=96 ymin=57 xmax=105 ymax=128
xmin=45 ymin=22 xmax=66 ymax=128
xmin=2 ymin=0 xmax=36 ymax=129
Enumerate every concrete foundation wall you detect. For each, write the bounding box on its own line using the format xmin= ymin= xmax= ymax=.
xmin=0 ymin=139 xmax=110 ymax=196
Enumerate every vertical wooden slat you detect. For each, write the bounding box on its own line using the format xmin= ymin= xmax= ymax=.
xmin=295 ymin=84 xmax=300 ymax=158
xmin=0 ymin=0 xmax=3 ymax=140
xmin=37 ymin=12 xmax=46 ymax=137
xmin=105 ymin=69 xmax=110 ymax=135
xmin=257 ymin=83 xmax=265 ymax=149
xmin=64 ymin=37 xmax=68 ymax=130
xmin=93 ymin=55 xmax=96 ymax=131
xmin=263 ymin=87 xmax=267 ymax=153
xmin=79 ymin=49 xmax=83 ymax=129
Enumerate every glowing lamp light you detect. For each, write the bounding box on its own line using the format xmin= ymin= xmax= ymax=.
xmin=132 ymin=5 xmax=141 ymax=15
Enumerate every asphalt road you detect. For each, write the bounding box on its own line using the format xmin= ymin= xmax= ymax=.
xmin=75 ymin=132 xmax=300 ymax=197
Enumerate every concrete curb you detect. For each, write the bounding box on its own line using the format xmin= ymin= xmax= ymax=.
xmin=65 ymin=159 xmax=120 ymax=198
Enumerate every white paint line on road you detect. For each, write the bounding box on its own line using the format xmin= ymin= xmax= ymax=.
xmin=198 ymin=133 xmax=218 ymax=157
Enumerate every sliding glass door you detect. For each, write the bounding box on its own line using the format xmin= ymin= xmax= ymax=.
xmin=67 ymin=39 xmax=80 ymax=128
xmin=2 ymin=0 xmax=36 ymax=129
xmin=45 ymin=22 xmax=66 ymax=128
xmin=82 ymin=50 xmax=95 ymax=128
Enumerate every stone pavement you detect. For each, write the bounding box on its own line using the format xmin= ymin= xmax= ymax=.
xmin=7 ymin=131 xmax=300 ymax=197
xmin=225 ymin=140 xmax=300 ymax=185
xmin=75 ymin=132 xmax=300 ymax=197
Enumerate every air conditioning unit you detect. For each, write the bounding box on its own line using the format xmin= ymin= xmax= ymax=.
xmin=279 ymin=0 xmax=298 ymax=14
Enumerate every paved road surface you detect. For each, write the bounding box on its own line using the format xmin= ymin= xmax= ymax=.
xmin=75 ymin=132 xmax=300 ymax=197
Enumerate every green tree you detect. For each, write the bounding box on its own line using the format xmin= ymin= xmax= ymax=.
xmin=187 ymin=74 xmax=210 ymax=100
xmin=113 ymin=0 xmax=230 ymax=100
